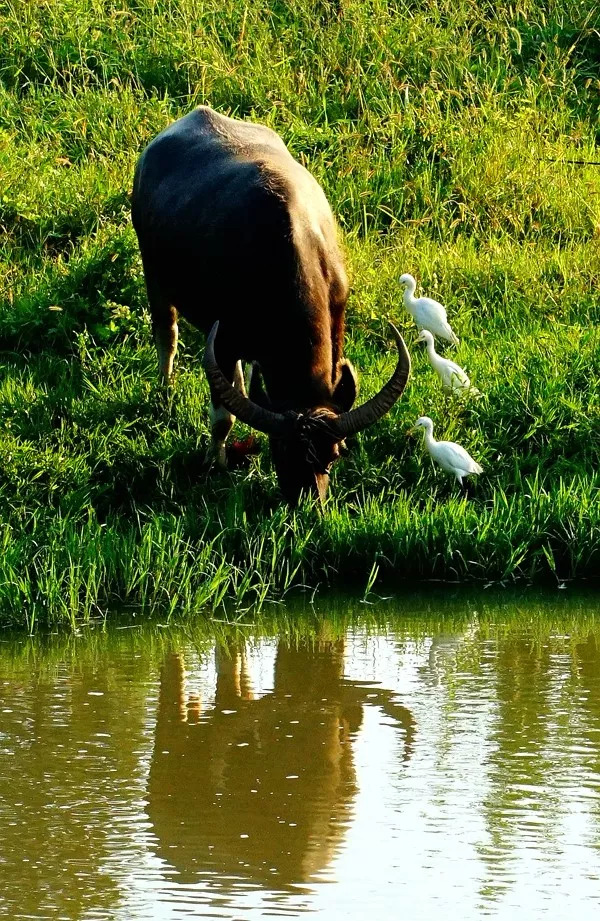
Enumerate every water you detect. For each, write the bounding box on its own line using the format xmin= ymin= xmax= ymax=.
xmin=1 ymin=591 xmax=599 ymax=920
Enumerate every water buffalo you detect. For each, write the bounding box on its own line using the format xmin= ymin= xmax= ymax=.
xmin=132 ymin=106 xmax=410 ymax=503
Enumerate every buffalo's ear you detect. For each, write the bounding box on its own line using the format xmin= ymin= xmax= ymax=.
xmin=333 ymin=359 xmax=358 ymax=411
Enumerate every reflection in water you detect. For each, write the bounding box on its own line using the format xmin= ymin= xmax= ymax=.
xmin=147 ymin=637 xmax=415 ymax=889
xmin=0 ymin=598 xmax=599 ymax=920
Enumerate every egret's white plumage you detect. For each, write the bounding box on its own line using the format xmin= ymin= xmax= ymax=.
xmin=399 ymin=273 xmax=459 ymax=345
xmin=416 ymin=330 xmax=480 ymax=395
xmin=410 ymin=416 xmax=483 ymax=487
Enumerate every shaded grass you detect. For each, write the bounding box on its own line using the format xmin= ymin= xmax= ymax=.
xmin=0 ymin=0 xmax=599 ymax=627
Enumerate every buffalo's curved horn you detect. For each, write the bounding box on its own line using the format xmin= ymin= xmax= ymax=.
xmin=327 ymin=323 xmax=411 ymax=438
xmin=203 ymin=322 xmax=292 ymax=436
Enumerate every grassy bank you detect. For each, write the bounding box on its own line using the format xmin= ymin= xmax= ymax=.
xmin=1 ymin=0 xmax=599 ymax=627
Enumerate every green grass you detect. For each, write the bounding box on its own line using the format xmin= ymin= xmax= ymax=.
xmin=0 ymin=0 xmax=599 ymax=628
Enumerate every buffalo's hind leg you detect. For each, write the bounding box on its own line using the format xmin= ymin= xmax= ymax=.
xmin=145 ymin=274 xmax=178 ymax=385
xmin=153 ymin=304 xmax=179 ymax=385
xmin=209 ymin=359 xmax=246 ymax=468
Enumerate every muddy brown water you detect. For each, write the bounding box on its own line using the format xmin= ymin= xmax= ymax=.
xmin=1 ymin=590 xmax=599 ymax=919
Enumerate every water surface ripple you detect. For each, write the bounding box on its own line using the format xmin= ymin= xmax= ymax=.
xmin=1 ymin=597 xmax=599 ymax=919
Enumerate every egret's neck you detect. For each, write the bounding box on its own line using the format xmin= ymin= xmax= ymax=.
xmin=402 ymin=279 xmax=417 ymax=310
xmin=423 ymin=428 xmax=436 ymax=449
xmin=425 ymin=338 xmax=437 ymax=361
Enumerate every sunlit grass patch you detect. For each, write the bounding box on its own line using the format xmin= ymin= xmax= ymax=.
xmin=0 ymin=0 xmax=599 ymax=627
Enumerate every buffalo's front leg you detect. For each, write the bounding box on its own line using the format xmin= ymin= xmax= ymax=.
xmin=209 ymin=358 xmax=246 ymax=468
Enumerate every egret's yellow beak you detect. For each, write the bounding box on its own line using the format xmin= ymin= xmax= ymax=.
xmin=406 ymin=427 xmax=417 ymax=437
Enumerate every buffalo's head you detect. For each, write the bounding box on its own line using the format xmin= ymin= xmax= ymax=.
xmin=204 ymin=322 xmax=410 ymax=505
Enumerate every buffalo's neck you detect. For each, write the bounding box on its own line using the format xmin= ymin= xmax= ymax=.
xmin=253 ymin=313 xmax=340 ymax=412
xmin=261 ymin=360 xmax=338 ymax=413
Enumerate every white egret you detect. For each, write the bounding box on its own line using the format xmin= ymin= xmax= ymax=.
xmin=416 ymin=330 xmax=480 ymax=395
xmin=399 ymin=273 xmax=459 ymax=345
xmin=409 ymin=416 xmax=483 ymax=489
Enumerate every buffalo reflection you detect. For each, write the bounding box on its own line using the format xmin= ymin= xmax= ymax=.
xmin=147 ymin=636 xmax=414 ymax=889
